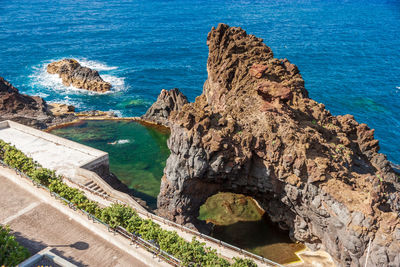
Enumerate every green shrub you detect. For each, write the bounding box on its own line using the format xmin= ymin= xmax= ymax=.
xmin=0 ymin=140 xmax=256 ymax=267
xmin=232 ymin=257 xmax=258 ymax=267
xmin=0 ymin=225 xmax=30 ymax=266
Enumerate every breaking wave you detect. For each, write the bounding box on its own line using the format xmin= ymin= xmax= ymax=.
xmin=29 ymin=58 xmax=127 ymax=96
xmin=77 ymin=58 xmax=118 ymax=71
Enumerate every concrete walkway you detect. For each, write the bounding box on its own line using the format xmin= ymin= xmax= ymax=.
xmin=64 ymin=174 xmax=274 ymax=266
xmin=0 ymin=167 xmax=169 ymax=267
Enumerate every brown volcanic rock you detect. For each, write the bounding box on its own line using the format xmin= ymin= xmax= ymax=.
xmin=142 ymin=88 xmax=188 ymax=127
xmin=157 ymin=24 xmax=400 ymax=266
xmin=249 ymin=63 xmax=268 ymax=78
xmin=0 ymin=77 xmax=76 ymax=129
xmin=0 ymin=77 xmax=47 ymax=115
xmin=47 ymin=59 xmax=111 ymax=92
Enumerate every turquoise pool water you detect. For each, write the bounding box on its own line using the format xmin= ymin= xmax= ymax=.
xmin=51 ymin=120 xmax=170 ymax=209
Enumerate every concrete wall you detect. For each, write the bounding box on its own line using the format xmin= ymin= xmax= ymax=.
xmin=1 ymin=120 xmax=109 ymax=175
xmin=0 ymin=120 xmax=144 ymax=211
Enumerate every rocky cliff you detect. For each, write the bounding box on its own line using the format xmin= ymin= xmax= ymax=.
xmin=47 ymin=59 xmax=111 ymax=92
xmin=142 ymin=88 xmax=188 ymax=127
xmin=0 ymin=77 xmax=75 ymax=128
xmin=156 ymin=24 xmax=400 ymax=266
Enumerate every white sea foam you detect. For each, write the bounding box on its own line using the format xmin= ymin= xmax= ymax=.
xmin=107 ymin=109 xmax=123 ymax=117
xmin=48 ymin=96 xmax=84 ymax=110
xmin=29 ymin=58 xmax=127 ymax=96
xmin=108 ymin=139 xmax=131 ymax=145
xmin=77 ymin=58 xmax=118 ymax=71
xmin=102 ymin=74 xmax=126 ymax=93
xmin=34 ymin=92 xmax=50 ymax=98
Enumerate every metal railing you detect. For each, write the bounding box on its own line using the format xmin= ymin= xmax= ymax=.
xmin=134 ymin=209 xmax=283 ymax=267
xmin=1 ymin=159 xmax=283 ymax=267
xmin=59 ymin=172 xmax=282 ymax=265
xmin=64 ymin=172 xmax=283 ymax=266
xmin=0 ymin=160 xmax=180 ymax=266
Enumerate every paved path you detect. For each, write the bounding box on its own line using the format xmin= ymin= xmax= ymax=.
xmin=0 ymin=169 xmax=167 ymax=267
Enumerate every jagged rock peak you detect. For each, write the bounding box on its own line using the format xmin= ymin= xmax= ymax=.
xmin=203 ymin=23 xmax=308 ymax=112
xmin=47 ymin=59 xmax=111 ymax=92
xmin=142 ymin=88 xmax=188 ymax=127
xmin=157 ymin=24 xmax=400 ymax=266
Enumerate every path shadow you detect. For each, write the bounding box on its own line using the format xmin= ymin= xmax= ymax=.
xmin=50 ymin=248 xmax=88 ymax=267
xmin=49 ymin=241 xmax=89 ymax=251
xmin=11 ymin=230 xmax=47 ymax=255
xmin=11 ymin=230 xmax=87 ymax=267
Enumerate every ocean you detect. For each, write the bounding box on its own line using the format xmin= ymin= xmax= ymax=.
xmin=0 ymin=0 xmax=399 ymax=164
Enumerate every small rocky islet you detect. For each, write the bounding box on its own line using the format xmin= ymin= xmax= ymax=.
xmin=47 ymin=58 xmax=112 ymax=92
xmin=0 ymin=23 xmax=399 ymax=266
xmin=0 ymin=76 xmax=116 ymax=129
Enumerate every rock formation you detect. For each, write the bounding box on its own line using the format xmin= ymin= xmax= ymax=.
xmin=142 ymin=88 xmax=188 ymax=127
xmin=47 ymin=103 xmax=75 ymax=116
xmin=0 ymin=77 xmax=75 ymax=128
xmin=47 ymin=59 xmax=111 ymax=92
xmin=156 ymin=24 xmax=400 ymax=266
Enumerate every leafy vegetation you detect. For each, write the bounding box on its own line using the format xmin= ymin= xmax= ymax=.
xmin=0 ymin=225 xmax=30 ymax=266
xmin=0 ymin=140 xmax=256 ymax=266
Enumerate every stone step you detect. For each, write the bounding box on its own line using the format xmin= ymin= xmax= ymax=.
xmin=84 ymin=181 xmax=93 ymax=187
xmin=88 ymin=183 xmax=97 ymax=189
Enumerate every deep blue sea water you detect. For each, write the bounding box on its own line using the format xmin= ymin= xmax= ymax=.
xmin=0 ymin=0 xmax=399 ymax=164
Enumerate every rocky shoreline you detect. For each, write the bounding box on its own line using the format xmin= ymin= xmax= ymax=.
xmin=144 ymin=24 xmax=399 ymax=266
xmin=0 ymin=77 xmax=76 ymax=129
xmin=0 ymin=76 xmax=134 ymax=130
xmin=1 ymin=23 xmax=399 ymax=267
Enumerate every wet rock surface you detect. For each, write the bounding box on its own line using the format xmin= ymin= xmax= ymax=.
xmin=47 ymin=59 xmax=111 ymax=92
xmin=0 ymin=77 xmax=75 ymax=129
xmin=156 ymin=24 xmax=400 ymax=266
xmin=142 ymin=88 xmax=188 ymax=127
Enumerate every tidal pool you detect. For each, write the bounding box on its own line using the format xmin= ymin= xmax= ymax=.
xmin=51 ymin=121 xmax=304 ymax=263
xmin=50 ymin=120 xmax=170 ymax=209
xmin=198 ymin=192 xmax=305 ymax=264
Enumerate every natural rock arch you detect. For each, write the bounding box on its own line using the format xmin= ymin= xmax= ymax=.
xmin=154 ymin=24 xmax=400 ymax=266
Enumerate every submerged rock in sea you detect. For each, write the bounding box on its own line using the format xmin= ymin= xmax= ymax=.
xmin=142 ymin=88 xmax=188 ymax=127
xmin=47 ymin=59 xmax=111 ymax=92
xmin=156 ymin=24 xmax=400 ymax=266
xmin=0 ymin=77 xmax=76 ymax=129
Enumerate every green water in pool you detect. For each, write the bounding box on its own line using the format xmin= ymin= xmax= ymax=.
xmin=50 ymin=120 xmax=170 ymax=209
xmin=198 ymin=192 xmax=305 ymax=264
xmin=51 ymin=120 xmax=305 ymax=263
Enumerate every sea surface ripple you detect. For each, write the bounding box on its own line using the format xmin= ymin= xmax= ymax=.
xmin=0 ymin=0 xmax=399 ymax=164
